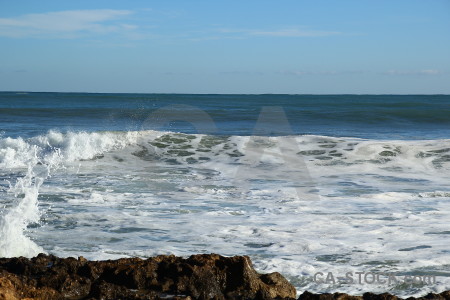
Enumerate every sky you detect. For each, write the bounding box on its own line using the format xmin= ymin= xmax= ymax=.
xmin=0 ymin=0 xmax=449 ymax=94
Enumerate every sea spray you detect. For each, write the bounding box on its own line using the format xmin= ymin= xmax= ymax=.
xmin=0 ymin=143 xmax=53 ymax=257
xmin=0 ymin=165 xmax=45 ymax=257
xmin=0 ymin=130 xmax=144 ymax=258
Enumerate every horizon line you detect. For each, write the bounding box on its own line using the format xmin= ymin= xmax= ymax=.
xmin=1 ymin=91 xmax=449 ymax=96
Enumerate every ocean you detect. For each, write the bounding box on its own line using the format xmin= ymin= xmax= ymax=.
xmin=0 ymin=92 xmax=449 ymax=297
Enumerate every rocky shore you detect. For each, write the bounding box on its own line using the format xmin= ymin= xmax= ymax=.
xmin=0 ymin=254 xmax=448 ymax=300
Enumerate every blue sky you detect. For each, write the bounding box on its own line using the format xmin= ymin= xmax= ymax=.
xmin=0 ymin=0 xmax=449 ymax=94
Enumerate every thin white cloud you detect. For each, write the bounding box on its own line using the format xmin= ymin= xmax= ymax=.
xmin=282 ymin=70 xmax=365 ymax=76
xmin=217 ymin=27 xmax=341 ymax=38
xmin=382 ymin=69 xmax=442 ymax=76
xmin=0 ymin=9 xmax=134 ymax=38
xmin=282 ymin=69 xmax=443 ymax=77
xmin=250 ymin=28 xmax=340 ymax=37
xmin=220 ymin=71 xmax=265 ymax=76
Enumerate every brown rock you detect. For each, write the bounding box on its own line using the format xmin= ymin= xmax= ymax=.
xmin=298 ymin=290 xmax=362 ymax=300
xmin=0 ymin=253 xmax=297 ymax=299
xmin=363 ymin=292 xmax=399 ymax=300
xmin=2 ymin=253 xmax=449 ymax=300
xmin=0 ymin=274 xmax=19 ymax=300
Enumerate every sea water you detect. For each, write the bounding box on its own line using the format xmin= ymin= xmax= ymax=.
xmin=0 ymin=92 xmax=449 ymax=297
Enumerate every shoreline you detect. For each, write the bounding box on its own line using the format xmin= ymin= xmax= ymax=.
xmin=0 ymin=254 xmax=448 ymax=300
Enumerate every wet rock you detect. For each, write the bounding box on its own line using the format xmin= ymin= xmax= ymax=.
xmin=297 ymin=291 xmax=450 ymax=300
xmin=0 ymin=253 xmax=296 ymax=299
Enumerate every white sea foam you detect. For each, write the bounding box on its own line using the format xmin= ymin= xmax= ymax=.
xmin=1 ymin=130 xmax=450 ymax=297
xmin=0 ymin=130 xmax=160 ymax=258
xmin=0 ymin=165 xmax=45 ymax=257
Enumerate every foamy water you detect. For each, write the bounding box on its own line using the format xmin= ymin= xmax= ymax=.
xmin=1 ymin=129 xmax=449 ymax=297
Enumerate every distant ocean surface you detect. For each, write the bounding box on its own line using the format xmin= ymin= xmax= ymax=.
xmin=1 ymin=92 xmax=449 ymax=297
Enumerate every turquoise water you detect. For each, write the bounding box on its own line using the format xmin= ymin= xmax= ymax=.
xmin=1 ymin=92 xmax=449 ymax=297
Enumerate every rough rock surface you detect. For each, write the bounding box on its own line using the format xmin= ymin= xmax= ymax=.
xmin=0 ymin=253 xmax=296 ymax=299
xmin=1 ymin=253 xmax=449 ymax=300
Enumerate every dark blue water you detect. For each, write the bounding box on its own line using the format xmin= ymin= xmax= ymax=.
xmin=1 ymin=92 xmax=449 ymax=139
